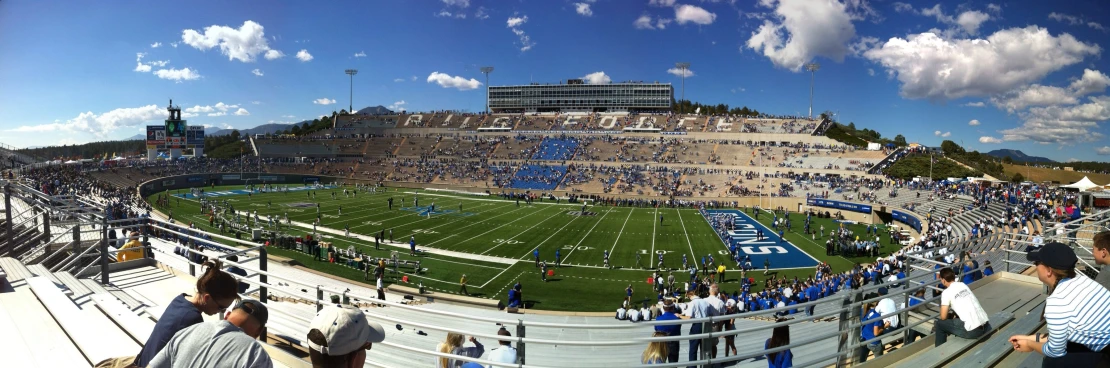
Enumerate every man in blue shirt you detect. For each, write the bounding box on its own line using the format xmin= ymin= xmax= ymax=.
xmin=654 ymin=299 xmax=682 ymax=363
xmin=805 ymin=283 xmax=820 ymax=316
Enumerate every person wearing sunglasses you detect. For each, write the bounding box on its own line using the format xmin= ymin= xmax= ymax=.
xmin=136 ymin=260 xmax=240 ymax=367
xmin=1010 ymin=242 xmax=1110 ymax=366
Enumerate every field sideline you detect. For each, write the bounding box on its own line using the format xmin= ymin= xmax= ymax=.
xmin=150 ymin=184 xmax=888 ymax=311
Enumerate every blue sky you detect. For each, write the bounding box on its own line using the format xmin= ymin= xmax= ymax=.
xmin=1 ymin=0 xmax=1108 ymax=162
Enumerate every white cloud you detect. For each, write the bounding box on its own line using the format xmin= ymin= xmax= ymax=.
xmin=185 ymin=102 xmax=239 ymax=116
xmin=867 ymin=68 xmax=875 ymax=76
xmin=979 ymin=136 xmax=1002 ymax=144
xmin=963 ymin=102 xmax=986 ymax=107
xmin=313 ymin=98 xmax=337 ymax=105
xmin=233 ymin=108 xmax=250 ymax=116
xmin=151 ymin=42 xmax=162 ymax=48
xmin=969 ymin=119 xmax=981 ymax=126
xmin=506 ymin=15 xmax=528 ymax=28
xmin=506 ymin=15 xmax=535 ymax=52
xmin=426 ymin=72 xmax=482 ymax=90
xmin=474 ymin=7 xmax=489 ymax=20
xmin=649 ymin=0 xmax=676 ymax=6
xmin=251 ymin=68 xmax=264 ymax=77
xmin=394 ymin=78 xmax=406 ymax=82
xmin=634 ymin=15 xmax=657 ymax=30
xmin=9 ymin=105 xmax=166 ymax=137
xmin=264 ymin=50 xmax=284 ymax=60
xmin=1048 ymin=12 xmax=1105 ymax=31
xmin=581 ymin=71 xmax=611 ymax=84
xmin=1096 ymin=146 xmax=1110 ymax=155
xmin=354 ymin=51 xmax=366 ymax=58
xmin=170 ymin=42 xmax=179 ymax=48
xmin=986 ymin=4 xmax=1001 ymax=13
xmin=862 ymin=26 xmax=1100 ymax=101
xmin=148 ymin=60 xmax=169 ymax=67
xmin=388 ymin=100 xmax=407 ymax=111
xmin=675 ymin=5 xmax=715 ymax=25
xmin=251 ymin=101 xmax=262 ymax=105
xmin=295 ymin=49 xmax=313 ymax=62
xmin=990 ymin=69 xmax=1109 ymax=113
xmin=999 ymin=96 xmax=1110 ymax=144
xmin=1069 ymin=69 xmax=1110 ymax=96
xmin=442 ymin=0 xmax=469 ymax=7
xmin=281 ymin=115 xmax=296 ymax=119
xmin=574 ymin=3 xmax=593 ymax=17
xmin=133 ymin=53 xmax=151 ymax=72
xmin=955 ymin=11 xmax=990 ymax=35
xmin=411 ymin=75 xmax=418 ymax=81
xmin=208 ymin=112 xmax=226 ymax=117
xmin=666 ymin=67 xmax=694 ymax=78
xmin=745 ymin=0 xmax=857 ymax=72
xmin=181 ymin=20 xmax=279 ymax=63
xmin=730 ymin=87 xmax=746 ymax=93
xmin=153 ymin=67 xmax=201 ymax=82
xmin=934 ymin=130 xmax=951 ymax=137
xmin=892 ymin=2 xmax=913 ymax=13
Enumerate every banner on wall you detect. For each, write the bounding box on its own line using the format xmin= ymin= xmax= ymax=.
xmin=891 ymin=210 xmax=922 ymax=232
xmin=806 ymin=198 xmax=873 ymax=214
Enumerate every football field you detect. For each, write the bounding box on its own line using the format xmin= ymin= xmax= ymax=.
xmin=151 ymin=185 xmax=884 ymax=311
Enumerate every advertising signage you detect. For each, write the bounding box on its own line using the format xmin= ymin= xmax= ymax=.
xmin=186 ymin=126 xmax=205 ymax=146
xmin=146 ymin=126 xmax=166 ymax=148
xmin=166 ymin=120 xmax=186 ymax=148
xmin=806 ymin=198 xmax=873 ymax=214
xmin=892 ymin=210 xmax=922 ymax=232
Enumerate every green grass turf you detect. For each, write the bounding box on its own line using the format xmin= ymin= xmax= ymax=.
xmin=149 ymin=185 xmax=896 ymax=311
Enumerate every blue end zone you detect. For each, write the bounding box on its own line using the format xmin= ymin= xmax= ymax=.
xmin=704 ymin=209 xmax=819 ymax=269
xmin=171 ymin=185 xmax=336 ymax=199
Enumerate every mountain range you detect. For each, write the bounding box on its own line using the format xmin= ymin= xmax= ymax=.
xmin=985 ymin=149 xmax=1056 ymax=164
xmin=125 ymin=121 xmax=311 ymax=140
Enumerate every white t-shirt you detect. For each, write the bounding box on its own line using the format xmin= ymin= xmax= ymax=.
xmin=940 ymin=282 xmax=989 ymax=331
xmin=876 ymin=297 xmax=900 ymax=328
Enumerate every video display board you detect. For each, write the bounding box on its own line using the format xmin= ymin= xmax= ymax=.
xmin=146 ymin=126 xmax=166 ymax=149
xmin=186 ymin=126 xmax=205 ymax=146
xmin=165 ymin=120 xmax=186 ymax=148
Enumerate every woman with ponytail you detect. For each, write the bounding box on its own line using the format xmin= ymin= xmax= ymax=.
xmin=1010 ymin=242 xmax=1110 ymax=367
xmin=135 ymin=260 xmax=240 ymax=367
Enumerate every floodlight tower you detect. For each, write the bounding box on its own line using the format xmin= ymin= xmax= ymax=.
xmin=480 ymin=66 xmax=494 ymax=114
xmin=805 ymin=62 xmax=820 ymax=119
xmin=675 ymin=62 xmax=690 ymax=108
xmin=344 ymin=69 xmax=358 ymax=113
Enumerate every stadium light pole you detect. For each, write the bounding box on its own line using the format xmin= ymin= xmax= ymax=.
xmin=675 ymin=62 xmax=690 ymax=112
xmin=345 ymin=69 xmax=358 ymax=113
xmin=805 ymin=62 xmax=820 ymax=120
xmin=480 ymin=66 xmax=494 ymax=114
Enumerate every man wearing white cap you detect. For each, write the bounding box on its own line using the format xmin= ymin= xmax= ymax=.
xmin=308 ymin=304 xmax=387 ymax=368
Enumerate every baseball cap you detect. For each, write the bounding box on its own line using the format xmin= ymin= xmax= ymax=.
xmin=308 ymin=304 xmax=386 ymax=356
xmin=1027 ymin=242 xmax=1078 ymax=270
xmin=234 ymin=299 xmax=268 ymax=326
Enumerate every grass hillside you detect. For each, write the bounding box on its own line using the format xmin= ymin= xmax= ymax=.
xmin=1002 ymin=163 xmax=1110 ymax=184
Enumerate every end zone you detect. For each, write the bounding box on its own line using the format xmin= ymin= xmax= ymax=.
xmin=704 ymin=209 xmax=820 ymax=269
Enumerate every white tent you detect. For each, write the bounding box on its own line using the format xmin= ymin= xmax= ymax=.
xmin=1062 ymin=176 xmax=1100 ymax=191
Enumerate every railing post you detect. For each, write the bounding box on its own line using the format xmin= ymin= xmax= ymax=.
xmin=836 ymin=290 xmax=862 ymax=368
xmin=100 ymin=216 xmax=110 ymax=285
xmin=4 ymin=184 xmax=12 ymax=257
xmin=1005 ymin=249 xmax=1010 ymax=273
xmin=700 ymin=320 xmax=713 ymax=367
xmin=259 ymin=247 xmax=268 ymax=305
xmin=516 ymin=319 xmax=526 ymax=366
xmin=316 ymin=285 xmax=324 ymax=312
xmin=42 ymin=212 xmax=50 ymax=242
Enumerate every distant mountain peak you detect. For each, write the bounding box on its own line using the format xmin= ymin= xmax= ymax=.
xmin=355 ymin=105 xmax=393 ymax=115
xmin=986 ymin=149 xmax=1056 ymax=163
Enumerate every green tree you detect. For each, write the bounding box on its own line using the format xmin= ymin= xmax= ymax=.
xmin=940 ymin=140 xmax=965 ymax=155
xmin=1002 ymin=156 xmax=1013 ymax=164
xmin=1011 ymin=172 xmax=1025 ymax=183
xmin=230 ymin=129 xmax=240 ymax=141
xmin=894 ymin=134 xmax=907 ymax=146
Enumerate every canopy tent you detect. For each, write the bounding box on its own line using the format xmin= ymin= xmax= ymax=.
xmin=1062 ymin=176 xmax=1100 ymax=191
xmin=63 ymin=160 xmax=79 ymax=164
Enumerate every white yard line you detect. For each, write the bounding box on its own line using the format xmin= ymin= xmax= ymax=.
xmin=435 ymin=205 xmax=553 ymax=248
xmin=478 ymin=264 xmax=518 ymax=288
xmin=608 ymin=208 xmax=635 ymax=254
xmin=518 ymin=213 xmax=584 ymax=259
xmin=480 ymin=206 xmax=571 ymax=255
xmin=385 ymin=202 xmax=495 ymax=233
xmin=650 ymin=206 xmax=658 ymax=258
xmin=561 ymin=208 xmax=615 ymax=262
xmin=676 ymin=208 xmax=697 ymax=261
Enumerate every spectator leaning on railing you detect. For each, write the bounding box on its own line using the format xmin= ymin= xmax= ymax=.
xmin=1010 ymin=242 xmax=1110 ymax=366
